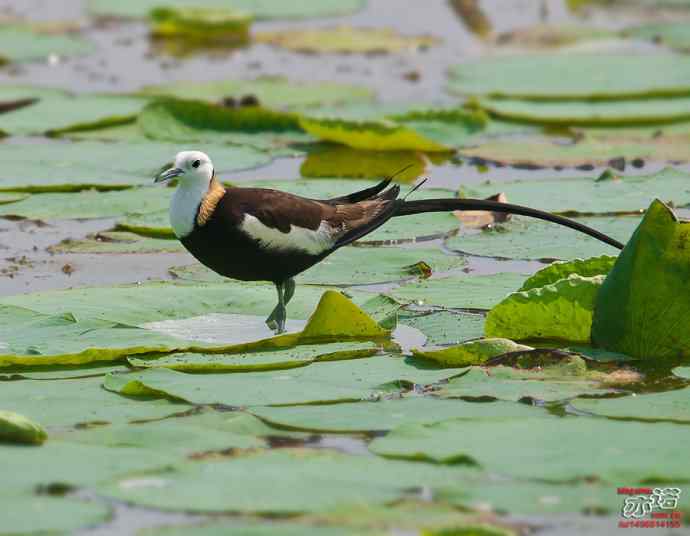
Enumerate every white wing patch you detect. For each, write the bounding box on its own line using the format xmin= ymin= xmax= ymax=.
xmin=240 ymin=213 xmax=336 ymax=255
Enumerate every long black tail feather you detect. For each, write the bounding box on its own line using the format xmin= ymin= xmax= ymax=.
xmin=395 ymin=198 xmax=625 ymax=250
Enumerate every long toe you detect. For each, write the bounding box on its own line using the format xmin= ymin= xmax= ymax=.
xmin=266 ymin=318 xmax=279 ymax=331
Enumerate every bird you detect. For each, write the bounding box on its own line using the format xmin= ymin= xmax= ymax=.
xmin=156 ymin=150 xmax=624 ymax=334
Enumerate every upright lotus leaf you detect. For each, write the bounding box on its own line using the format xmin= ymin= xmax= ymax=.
xmin=138 ymin=98 xmax=311 ymax=152
xmin=255 ymin=26 xmax=439 ymax=54
xmin=592 ymin=199 xmax=690 ymax=360
xmin=138 ymin=77 xmax=374 ymax=109
xmin=149 ymin=7 xmax=252 ymax=43
xmin=412 ymin=339 xmax=532 ymax=367
xmin=0 ymin=25 xmax=92 ymax=64
xmin=519 ymin=256 xmax=617 ymax=291
xmin=0 ymin=410 xmax=47 ymax=445
xmin=88 ymin=0 xmax=365 ymax=20
xmin=448 ymin=54 xmax=690 ymax=99
xmin=485 ymin=275 xmax=604 ymax=343
xmin=299 ymin=291 xmax=389 ymax=341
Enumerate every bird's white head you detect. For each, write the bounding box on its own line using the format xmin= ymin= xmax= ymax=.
xmin=155 ymin=150 xmax=213 ymax=187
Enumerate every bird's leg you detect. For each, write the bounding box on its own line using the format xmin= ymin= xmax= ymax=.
xmin=266 ymin=281 xmax=287 ymax=334
xmin=283 ymin=278 xmax=296 ymax=306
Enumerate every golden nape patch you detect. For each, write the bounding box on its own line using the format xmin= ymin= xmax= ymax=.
xmin=197 ymin=179 xmax=226 ymax=227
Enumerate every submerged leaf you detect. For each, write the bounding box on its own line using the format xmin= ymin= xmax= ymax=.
xmin=592 ymin=199 xmax=690 ymax=360
xmin=485 ymin=274 xmax=604 ymax=343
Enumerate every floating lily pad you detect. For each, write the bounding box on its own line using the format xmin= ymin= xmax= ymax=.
xmin=459 ymin=133 xmax=690 ymax=167
xmin=477 ymin=96 xmax=690 ymax=125
xmin=592 ymin=200 xmax=690 ymax=360
xmin=137 ymin=98 xmax=312 ymax=152
xmin=128 ymin=341 xmax=379 ymax=372
xmin=250 ymin=396 xmax=540 ymax=433
xmin=369 ymin=417 xmax=690 ymax=482
xmin=171 ymin=246 xmax=466 ymax=286
xmin=459 ymin=168 xmax=690 ymax=215
xmin=0 ymin=25 xmax=92 ymax=64
xmin=625 ymin=22 xmax=690 ymax=51
xmin=99 ymin=448 xmax=479 ymax=514
xmin=138 ymin=77 xmax=374 ymax=109
xmin=52 ymin=232 xmax=183 ymax=254
xmin=572 ymin=388 xmax=690 ymax=422
xmin=446 ymin=216 xmax=635 ymax=261
xmin=448 ymin=54 xmax=690 ymax=99
xmin=0 ymin=90 xmax=147 ymax=136
xmin=0 ymin=140 xmax=269 ymax=192
xmin=104 ymin=355 xmax=462 ymax=406
xmin=140 ymin=521 xmax=374 ymax=536
xmin=88 ymin=0 xmax=365 ymax=20
xmin=0 ymin=494 xmax=111 ymax=535
xmin=494 ymin=24 xmax=615 ymax=49
xmin=485 ymin=274 xmax=603 ymax=343
xmin=398 ymin=310 xmax=486 ymax=346
xmin=412 ymin=338 xmax=531 ymax=367
xmin=0 ymin=192 xmax=29 ymax=205
xmin=437 ymin=361 xmax=622 ymax=402
xmin=389 ymin=273 xmax=528 ymax=311
xmin=255 ymin=26 xmax=439 ymax=54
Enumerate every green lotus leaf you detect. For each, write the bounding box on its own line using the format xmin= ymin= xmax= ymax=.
xmin=477 ymin=96 xmax=690 ymax=125
xmin=572 ymin=387 xmax=690 ymax=423
xmin=0 ymin=140 xmax=268 ymax=192
xmin=459 ymin=168 xmax=690 ymax=216
xmin=369 ymin=417 xmax=690 ymax=482
xmin=52 ymin=232 xmax=183 ymax=254
xmin=98 ymin=448 xmax=480 ymax=514
xmin=137 ymin=98 xmax=311 ymax=152
xmin=458 ymin=133 xmax=690 ymax=167
xmin=103 ymin=355 xmax=464 ymax=406
xmin=437 ymin=357 xmax=627 ymax=402
xmin=88 ymin=0 xmax=365 ymax=20
xmin=0 ymin=25 xmax=92 ymax=64
xmin=0 ymin=410 xmax=47 ymax=445
xmin=448 ymin=54 xmax=690 ymax=99
xmin=625 ymin=22 xmax=690 ymax=52
xmin=412 ymin=338 xmax=531 ymax=367
xmin=255 ymin=26 xmax=439 ymax=54
xmin=138 ymin=76 xmax=374 ymax=109
xmin=129 ymin=341 xmax=379 ymax=372
xmin=446 ymin=215 xmax=634 ymax=261
xmin=171 ymin=245 xmax=466 ymax=286
xmin=149 ymin=7 xmax=252 ymax=44
xmin=250 ymin=396 xmax=540 ymax=433
xmin=140 ymin=521 xmax=375 ymax=536
xmin=389 ymin=272 xmax=529 ymax=311
xmin=0 ymin=88 xmax=147 ymax=136
xmin=592 ymin=199 xmax=690 ymax=360
xmin=519 ymin=255 xmax=617 ymax=291
xmin=398 ymin=310 xmax=486 ymax=346
xmin=0 ymin=494 xmax=111 ymax=535
xmin=485 ymin=274 xmax=604 ymax=343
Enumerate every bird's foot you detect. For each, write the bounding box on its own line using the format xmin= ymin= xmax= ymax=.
xmin=265 ymin=305 xmax=286 ymax=334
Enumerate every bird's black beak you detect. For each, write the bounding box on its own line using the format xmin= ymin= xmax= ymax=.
xmin=155 ymin=167 xmax=184 ymax=183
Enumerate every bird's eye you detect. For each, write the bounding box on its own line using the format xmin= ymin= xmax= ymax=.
xmin=192 ymin=160 xmax=201 ymax=168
